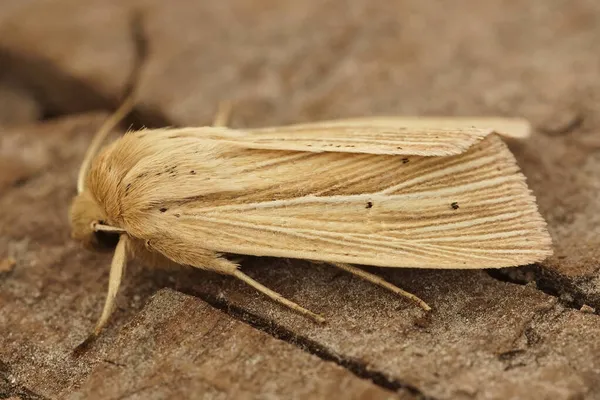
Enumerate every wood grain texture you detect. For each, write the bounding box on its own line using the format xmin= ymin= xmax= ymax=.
xmin=68 ymin=289 xmax=403 ymax=400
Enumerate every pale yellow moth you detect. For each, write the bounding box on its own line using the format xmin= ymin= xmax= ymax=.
xmin=69 ymin=100 xmax=552 ymax=345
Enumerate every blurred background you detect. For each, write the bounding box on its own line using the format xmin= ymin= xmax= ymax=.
xmin=2 ymin=0 xmax=598 ymax=129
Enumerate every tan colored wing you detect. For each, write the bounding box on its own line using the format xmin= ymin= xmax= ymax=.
xmin=169 ymin=125 xmax=490 ymax=156
xmin=117 ymin=133 xmax=551 ymax=269
xmin=326 ymin=117 xmax=531 ymax=138
xmin=169 ymin=117 xmax=529 ymax=156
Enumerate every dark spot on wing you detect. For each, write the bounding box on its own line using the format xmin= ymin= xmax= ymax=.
xmin=451 ymin=202 xmax=459 ymax=210
xmin=366 ymin=201 xmax=373 ymax=209
xmin=166 ymin=165 xmax=177 ymax=177
xmin=160 ymin=207 xmax=168 ymax=213
xmin=13 ymin=176 xmax=30 ymax=187
xmin=402 ymin=158 xmax=409 ymax=164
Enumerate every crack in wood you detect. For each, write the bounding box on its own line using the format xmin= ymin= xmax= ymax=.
xmin=178 ymin=288 xmax=437 ymax=400
xmin=0 ymin=20 xmax=170 ymax=131
xmin=486 ymin=266 xmax=600 ymax=316
xmin=102 ymin=358 xmax=127 ymax=368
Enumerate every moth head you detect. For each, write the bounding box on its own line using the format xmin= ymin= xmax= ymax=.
xmin=69 ymin=190 xmax=119 ymax=250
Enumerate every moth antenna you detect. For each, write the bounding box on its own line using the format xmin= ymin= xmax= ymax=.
xmin=232 ymin=269 xmax=326 ymax=324
xmin=76 ymin=96 xmax=136 ymax=193
xmin=331 ymin=263 xmax=431 ymax=311
xmin=212 ymin=100 xmax=235 ymax=127
xmin=77 ymin=12 xmax=148 ymax=193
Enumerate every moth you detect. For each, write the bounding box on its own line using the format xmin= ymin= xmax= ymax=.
xmin=69 ymin=100 xmax=552 ymax=342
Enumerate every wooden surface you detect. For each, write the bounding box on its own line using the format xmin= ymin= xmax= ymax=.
xmin=69 ymin=289 xmax=399 ymax=400
xmin=1 ymin=1 xmax=600 ymax=399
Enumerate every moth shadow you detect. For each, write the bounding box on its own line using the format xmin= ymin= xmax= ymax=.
xmin=135 ymin=256 xmax=490 ymax=324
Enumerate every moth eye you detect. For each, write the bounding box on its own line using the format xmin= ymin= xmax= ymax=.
xmin=93 ymin=220 xmax=120 ymax=249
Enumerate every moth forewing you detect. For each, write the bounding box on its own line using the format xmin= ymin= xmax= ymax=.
xmin=71 ymin=115 xmax=551 ymax=340
xmin=314 ymin=116 xmax=531 ymax=138
xmin=119 ymin=133 xmax=550 ymax=270
xmin=172 ymin=125 xmax=495 ymax=156
xmin=170 ymin=116 xmax=531 ymax=155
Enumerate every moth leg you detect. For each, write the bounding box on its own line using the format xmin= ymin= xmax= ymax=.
xmin=196 ymin=257 xmax=326 ymax=323
xmin=231 ymin=269 xmax=326 ymax=324
xmin=212 ymin=100 xmax=234 ymax=127
xmin=330 ymin=262 xmax=431 ymax=311
xmin=75 ymin=234 xmax=129 ymax=353
xmin=146 ymin=240 xmax=325 ymax=323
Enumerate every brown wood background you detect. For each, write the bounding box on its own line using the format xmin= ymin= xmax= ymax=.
xmin=1 ymin=1 xmax=599 ymax=399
